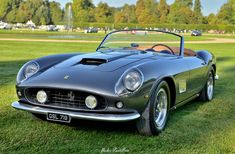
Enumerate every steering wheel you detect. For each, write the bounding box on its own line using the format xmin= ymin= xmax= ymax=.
xmin=150 ymin=44 xmax=175 ymax=55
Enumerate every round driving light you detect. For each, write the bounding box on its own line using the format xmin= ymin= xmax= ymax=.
xmin=36 ymin=90 xmax=47 ymax=104
xmin=17 ymin=91 xmax=22 ymax=97
xmin=116 ymin=102 xmax=124 ymax=109
xmin=85 ymin=95 xmax=98 ymax=109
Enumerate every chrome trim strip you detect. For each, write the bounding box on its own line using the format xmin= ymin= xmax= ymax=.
xmin=12 ymin=101 xmax=140 ymax=122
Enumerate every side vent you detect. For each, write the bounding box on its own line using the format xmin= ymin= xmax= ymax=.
xmin=79 ymin=58 xmax=108 ymax=65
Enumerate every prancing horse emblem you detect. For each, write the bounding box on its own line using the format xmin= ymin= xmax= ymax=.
xmin=68 ymin=91 xmax=75 ymax=101
xmin=64 ymin=75 xmax=70 ymax=80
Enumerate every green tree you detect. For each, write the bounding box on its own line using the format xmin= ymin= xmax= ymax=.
xmin=216 ymin=0 xmax=235 ymax=24
xmin=72 ymin=0 xmax=95 ymax=23
xmin=157 ymin=0 xmax=170 ymax=23
xmin=33 ymin=0 xmax=51 ymax=25
xmin=175 ymin=0 xmax=193 ymax=8
xmin=0 ymin=0 xmax=10 ymax=20
xmin=193 ymin=0 xmax=203 ymax=24
xmin=49 ymin=1 xmax=63 ymax=24
xmin=16 ymin=0 xmax=50 ymax=25
xmin=114 ymin=11 xmax=125 ymax=23
xmin=123 ymin=4 xmax=137 ymax=23
xmin=168 ymin=0 xmax=194 ymax=24
xmin=232 ymin=0 xmax=235 ymax=24
xmin=135 ymin=0 xmax=158 ymax=24
xmin=0 ymin=0 xmax=22 ymax=21
xmin=135 ymin=0 xmax=145 ymax=23
xmin=115 ymin=4 xmax=137 ymax=23
xmin=206 ymin=13 xmax=216 ymax=24
xmin=6 ymin=9 xmax=18 ymax=23
xmin=95 ymin=2 xmax=113 ymax=23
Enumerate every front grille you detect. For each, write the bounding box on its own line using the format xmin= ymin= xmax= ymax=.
xmin=25 ymin=88 xmax=106 ymax=110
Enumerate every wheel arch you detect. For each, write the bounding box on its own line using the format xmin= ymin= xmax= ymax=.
xmin=212 ymin=64 xmax=216 ymax=74
xmin=161 ymin=77 xmax=176 ymax=108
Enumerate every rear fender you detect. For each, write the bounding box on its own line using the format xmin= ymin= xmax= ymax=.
xmin=196 ymin=50 xmax=213 ymax=64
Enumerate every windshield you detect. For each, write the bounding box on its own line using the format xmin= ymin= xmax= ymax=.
xmin=97 ymin=30 xmax=183 ymax=56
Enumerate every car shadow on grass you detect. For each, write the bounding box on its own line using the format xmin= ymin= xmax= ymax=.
xmin=0 ymin=60 xmax=30 ymax=85
xmin=216 ymin=56 xmax=235 ymax=62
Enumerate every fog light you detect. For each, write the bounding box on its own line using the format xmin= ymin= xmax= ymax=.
xmin=17 ymin=91 xmax=22 ymax=97
xmin=36 ymin=90 xmax=47 ymax=104
xmin=85 ymin=95 xmax=97 ymax=109
xmin=116 ymin=102 xmax=124 ymax=109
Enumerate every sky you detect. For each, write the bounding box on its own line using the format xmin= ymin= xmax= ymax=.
xmin=54 ymin=0 xmax=227 ymax=16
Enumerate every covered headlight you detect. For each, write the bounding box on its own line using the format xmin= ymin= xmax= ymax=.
xmin=17 ymin=61 xmax=39 ymax=84
xmin=24 ymin=62 xmax=39 ymax=78
xmin=123 ymin=70 xmax=143 ymax=92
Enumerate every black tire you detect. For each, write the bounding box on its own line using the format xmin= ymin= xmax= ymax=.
xmin=136 ymin=81 xmax=171 ymax=136
xmin=199 ymin=69 xmax=215 ymax=102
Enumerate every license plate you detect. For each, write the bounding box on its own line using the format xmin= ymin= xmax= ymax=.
xmin=47 ymin=113 xmax=71 ymax=123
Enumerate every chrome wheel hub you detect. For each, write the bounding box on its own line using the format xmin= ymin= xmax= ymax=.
xmin=207 ymin=73 xmax=214 ymax=100
xmin=155 ymin=88 xmax=168 ymax=128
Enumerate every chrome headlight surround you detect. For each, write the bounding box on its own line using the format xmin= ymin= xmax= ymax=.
xmin=17 ymin=61 xmax=40 ymax=84
xmin=123 ymin=71 xmax=143 ymax=92
xmin=115 ymin=68 xmax=144 ymax=96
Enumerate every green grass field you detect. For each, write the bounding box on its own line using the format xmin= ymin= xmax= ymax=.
xmin=0 ymin=31 xmax=235 ymax=153
xmin=2 ymin=29 xmax=233 ymax=42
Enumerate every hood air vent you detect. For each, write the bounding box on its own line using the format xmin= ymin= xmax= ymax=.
xmin=79 ymin=58 xmax=108 ymax=65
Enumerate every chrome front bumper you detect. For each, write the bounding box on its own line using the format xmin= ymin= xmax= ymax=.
xmin=12 ymin=102 xmax=140 ymax=122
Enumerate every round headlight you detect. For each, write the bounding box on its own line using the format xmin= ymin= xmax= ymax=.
xmin=123 ymin=71 xmax=143 ymax=92
xmin=36 ymin=90 xmax=47 ymax=104
xmin=85 ymin=95 xmax=98 ymax=109
xmin=24 ymin=62 xmax=39 ymax=78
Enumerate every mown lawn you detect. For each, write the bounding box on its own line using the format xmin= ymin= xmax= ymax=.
xmin=0 ymin=39 xmax=235 ymax=153
xmin=0 ymin=30 xmax=219 ymax=42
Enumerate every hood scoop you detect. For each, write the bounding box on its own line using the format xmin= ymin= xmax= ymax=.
xmin=79 ymin=58 xmax=108 ymax=65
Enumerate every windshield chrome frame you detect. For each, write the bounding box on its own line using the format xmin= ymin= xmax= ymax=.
xmin=96 ymin=29 xmax=184 ymax=57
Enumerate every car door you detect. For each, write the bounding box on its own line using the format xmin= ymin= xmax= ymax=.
xmin=171 ymin=57 xmax=191 ymax=104
xmin=184 ymin=57 xmax=207 ymax=95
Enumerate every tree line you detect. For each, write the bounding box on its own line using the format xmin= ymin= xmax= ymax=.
xmin=0 ymin=0 xmax=235 ymax=26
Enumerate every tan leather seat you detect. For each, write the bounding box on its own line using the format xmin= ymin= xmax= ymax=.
xmin=136 ymin=45 xmax=196 ymax=57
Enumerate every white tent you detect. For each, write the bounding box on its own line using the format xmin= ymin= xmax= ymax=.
xmin=0 ymin=21 xmax=7 ymax=29
xmin=26 ymin=20 xmax=36 ymax=28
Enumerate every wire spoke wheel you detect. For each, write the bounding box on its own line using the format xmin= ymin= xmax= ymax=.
xmin=207 ymin=73 xmax=214 ymax=100
xmin=155 ymin=88 xmax=168 ymax=128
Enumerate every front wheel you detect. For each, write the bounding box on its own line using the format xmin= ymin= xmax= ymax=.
xmin=136 ymin=81 xmax=170 ymax=136
xmin=199 ymin=70 xmax=215 ymax=101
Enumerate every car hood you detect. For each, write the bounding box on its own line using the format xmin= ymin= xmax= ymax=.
xmin=20 ymin=51 xmax=156 ymax=94
xmin=53 ymin=51 xmax=155 ymax=72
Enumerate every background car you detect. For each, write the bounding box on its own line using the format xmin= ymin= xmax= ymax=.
xmin=84 ymin=27 xmax=98 ymax=33
xmin=46 ymin=25 xmax=59 ymax=31
xmin=191 ymin=30 xmax=202 ymax=36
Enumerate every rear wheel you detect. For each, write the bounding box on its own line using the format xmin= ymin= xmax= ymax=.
xmin=136 ymin=81 xmax=170 ymax=136
xmin=199 ymin=69 xmax=215 ymax=101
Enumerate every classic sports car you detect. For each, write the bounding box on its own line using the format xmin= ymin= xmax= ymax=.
xmin=12 ymin=30 xmax=218 ymax=135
